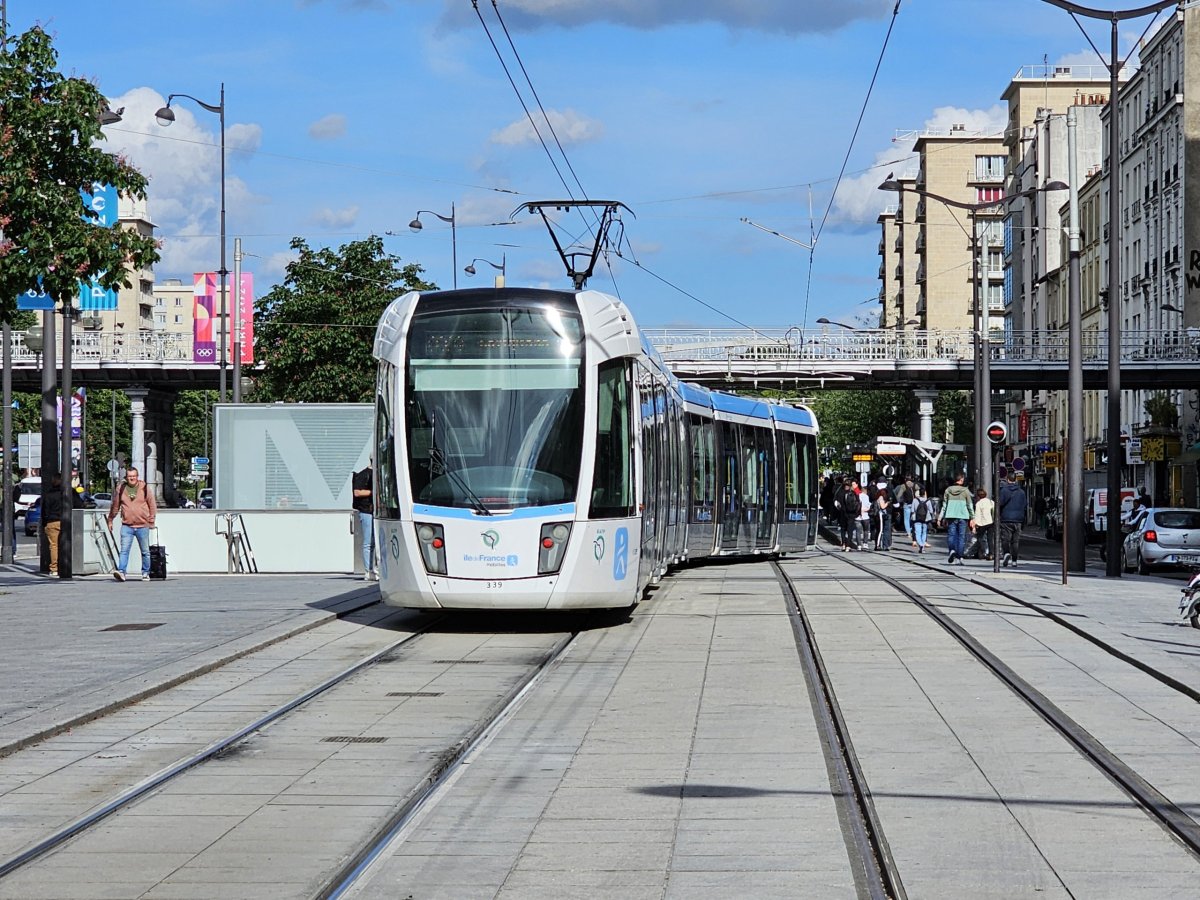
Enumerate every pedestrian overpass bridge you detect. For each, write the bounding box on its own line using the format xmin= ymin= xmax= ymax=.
xmin=3 ymin=326 xmax=1194 ymax=393
xmin=642 ymin=328 xmax=1200 ymax=391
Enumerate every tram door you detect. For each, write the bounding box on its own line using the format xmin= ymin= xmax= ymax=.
xmin=719 ymin=421 xmax=740 ymax=550
xmin=637 ymin=374 xmax=658 ymax=585
xmin=756 ymin=428 xmax=776 ymax=549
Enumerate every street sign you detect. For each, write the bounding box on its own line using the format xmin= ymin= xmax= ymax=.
xmin=191 ymin=455 xmax=210 ymax=475
xmin=986 ymin=421 xmax=1007 ymax=445
xmin=1011 ymin=457 xmax=1025 ymax=472
xmin=1043 ymin=451 xmax=1061 ymax=469
xmin=876 ymin=443 xmax=906 ymax=456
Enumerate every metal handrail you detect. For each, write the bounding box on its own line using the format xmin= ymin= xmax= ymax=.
xmin=643 ymin=328 xmax=1200 ymax=365
xmin=214 ymin=513 xmax=258 ymax=574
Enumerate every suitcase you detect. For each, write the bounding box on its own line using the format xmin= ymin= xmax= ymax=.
xmin=148 ymin=532 xmax=167 ymax=580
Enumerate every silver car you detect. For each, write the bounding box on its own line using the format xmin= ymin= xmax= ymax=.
xmin=1122 ymin=507 xmax=1200 ymax=574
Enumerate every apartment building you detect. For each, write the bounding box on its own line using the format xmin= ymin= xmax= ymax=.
xmin=876 ymin=129 xmax=1007 ymax=333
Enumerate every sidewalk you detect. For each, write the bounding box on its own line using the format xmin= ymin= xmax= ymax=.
xmin=0 ymin=569 xmax=378 ymax=754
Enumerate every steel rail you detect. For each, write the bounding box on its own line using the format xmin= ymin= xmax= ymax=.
xmin=316 ymin=628 xmax=580 ymax=900
xmin=817 ymin=547 xmax=1200 ymax=859
xmin=773 ymin=561 xmax=906 ymax=900
xmin=0 ymin=617 xmax=442 ymax=879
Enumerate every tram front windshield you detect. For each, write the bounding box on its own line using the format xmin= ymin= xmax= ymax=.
xmin=405 ymin=303 xmax=584 ymax=512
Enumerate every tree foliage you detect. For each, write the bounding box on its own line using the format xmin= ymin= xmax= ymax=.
xmin=808 ymin=389 xmax=914 ymax=456
xmin=0 ymin=27 xmax=159 ymax=318
xmin=251 ymin=236 xmax=435 ymax=403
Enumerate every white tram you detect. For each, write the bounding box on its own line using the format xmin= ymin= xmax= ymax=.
xmin=372 ymin=287 xmax=819 ymax=610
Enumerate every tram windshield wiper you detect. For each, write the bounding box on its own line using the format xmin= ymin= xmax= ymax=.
xmin=430 ymin=413 xmax=492 ymax=516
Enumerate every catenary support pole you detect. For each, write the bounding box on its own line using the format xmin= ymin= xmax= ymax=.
xmin=1105 ymin=16 xmax=1122 ymax=576
xmin=38 ymin=309 xmax=56 ymax=573
xmin=59 ymin=310 xmax=73 ymax=579
xmin=1067 ymin=105 xmax=1086 ymax=573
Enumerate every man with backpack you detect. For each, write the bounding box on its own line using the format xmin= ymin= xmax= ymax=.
xmin=833 ymin=476 xmax=860 ymax=551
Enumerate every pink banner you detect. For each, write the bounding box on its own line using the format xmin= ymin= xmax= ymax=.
xmin=193 ymin=273 xmax=216 ymax=364
xmin=235 ymin=273 xmax=254 ymax=364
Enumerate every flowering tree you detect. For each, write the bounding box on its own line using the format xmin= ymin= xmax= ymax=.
xmin=0 ymin=26 xmax=158 ymax=318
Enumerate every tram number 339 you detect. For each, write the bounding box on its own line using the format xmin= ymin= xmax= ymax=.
xmin=484 ymin=581 xmax=504 ymax=589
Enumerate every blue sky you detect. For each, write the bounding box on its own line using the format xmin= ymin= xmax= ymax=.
xmin=24 ymin=0 xmax=1155 ymax=330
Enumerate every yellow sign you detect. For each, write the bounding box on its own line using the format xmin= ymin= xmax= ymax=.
xmin=1043 ymin=451 xmax=1060 ymax=469
xmin=852 ymin=454 xmax=873 ymax=462
xmin=1142 ymin=437 xmax=1165 ymax=462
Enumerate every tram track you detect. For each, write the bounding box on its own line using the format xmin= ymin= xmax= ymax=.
xmin=811 ymin=546 xmax=1200 ymax=862
xmin=316 ymin=628 xmax=580 ymax=899
xmin=772 ymin=560 xmax=905 ymax=900
xmin=0 ymin=614 xmax=444 ymax=880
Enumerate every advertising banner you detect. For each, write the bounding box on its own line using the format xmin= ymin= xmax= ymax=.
xmin=17 ymin=285 xmax=54 ymax=311
xmin=193 ymin=273 xmax=217 ymax=364
xmin=78 ymin=183 xmax=120 ymax=310
xmin=236 ymin=273 xmax=255 ymax=364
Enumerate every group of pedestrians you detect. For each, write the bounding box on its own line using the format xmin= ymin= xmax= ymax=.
xmin=828 ymin=470 xmax=1028 ymax=569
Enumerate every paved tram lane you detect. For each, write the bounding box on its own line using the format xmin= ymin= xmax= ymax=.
xmin=0 ymin=574 xmax=377 ymax=753
xmin=350 ymin=563 xmax=859 ymax=900
xmin=782 ymin=549 xmax=1200 ymax=899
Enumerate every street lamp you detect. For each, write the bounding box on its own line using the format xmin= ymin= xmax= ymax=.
xmin=879 ymin=176 xmax=1067 ymax=502
xmin=464 ymin=254 xmax=505 ymax=287
xmin=155 ymin=85 xmax=227 ymax=402
xmin=410 ymin=205 xmax=457 ymax=289
xmin=816 ymin=317 xmax=856 ymax=331
xmin=1040 ymin=0 xmax=1177 ymax=576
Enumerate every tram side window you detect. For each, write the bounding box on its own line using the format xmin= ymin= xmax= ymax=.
xmin=741 ymin=425 xmax=758 ymax=505
xmin=803 ymin=434 xmax=817 ymax=507
xmin=375 ymin=361 xmax=401 ymax=519
xmin=589 ymin=359 xmax=634 ymax=518
xmin=781 ymin=433 xmax=802 ymax=506
xmin=690 ymin=415 xmax=715 ymax=522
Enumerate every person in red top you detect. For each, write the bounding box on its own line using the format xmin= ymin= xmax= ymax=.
xmin=106 ymin=467 xmax=157 ymax=581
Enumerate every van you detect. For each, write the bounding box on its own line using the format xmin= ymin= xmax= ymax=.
xmin=1085 ymin=487 xmax=1136 ymax=542
xmin=15 ymin=477 xmax=41 ymax=517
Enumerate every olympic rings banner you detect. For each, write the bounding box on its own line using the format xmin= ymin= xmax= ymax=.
xmin=193 ymin=272 xmax=254 ymax=365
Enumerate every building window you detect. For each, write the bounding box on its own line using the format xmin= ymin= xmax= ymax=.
xmin=175 ymin=297 xmax=183 ymax=306
xmin=977 ymin=186 xmax=1004 ymax=204
xmin=174 ymin=314 xmax=183 ymax=324
xmin=975 ymin=155 xmax=1006 ymax=181
xmin=155 ymin=297 xmax=165 ymax=308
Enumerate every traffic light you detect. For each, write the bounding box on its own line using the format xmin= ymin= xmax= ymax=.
xmin=986 ymin=421 xmax=1007 ymax=445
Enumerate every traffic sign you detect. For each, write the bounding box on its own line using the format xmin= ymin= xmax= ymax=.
xmin=986 ymin=421 xmax=1007 ymax=445
xmin=1043 ymin=451 xmax=1061 ymax=469
xmin=1011 ymin=457 xmax=1025 ymax=472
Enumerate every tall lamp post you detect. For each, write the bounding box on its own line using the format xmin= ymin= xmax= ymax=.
xmin=1039 ymin=0 xmax=1177 ymax=575
xmin=879 ymin=177 xmax=1068 ymax=504
xmin=155 ymin=85 xmax=227 ymax=402
xmin=410 ymin=205 xmax=457 ymax=289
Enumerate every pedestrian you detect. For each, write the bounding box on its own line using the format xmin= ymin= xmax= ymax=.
xmin=106 ymin=466 xmax=157 ymax=582
xmin=833 ymin=476 xmax=860 ymax=551
xmin=872 ymin=487 xmax=893 ymax=550
xmin=893 ymin=477 xmax=914 ymax=538
xmin=820 ymin=476 xmax=836 ymax=525
xmin=855 ymin=482 xmax=871 ymax=550
xmin=937 ymin=472 xmax=975 ymax=565
xmin=910 ymin=485 xmax=933 ymax=554
xmin=972 ymin=488 xmax=994 ymax=560
xmin=997 ymin=474 xmax=1028 ymax=568
xmin=41 ymin=473 xmax=84 ymax=577
xmin=353 ymin=462 xmax=376 ymax=581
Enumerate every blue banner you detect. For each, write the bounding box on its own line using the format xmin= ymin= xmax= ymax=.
xmin=79 ymin=280 xmax=118 ymax=310
xmin=80 ymin=183 xmax=119 ymax=228
xmin=17 ymin=282 xmax=54 ymax=311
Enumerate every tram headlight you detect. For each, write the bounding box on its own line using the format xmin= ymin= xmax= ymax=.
xmin=414 ymin=522 xmax=447 ymax=575
xmin=538 ymin=521 xmax=572 ymax=574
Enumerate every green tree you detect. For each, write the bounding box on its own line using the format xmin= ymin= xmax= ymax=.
xmin=251 ymin=236 xmax=435 ymax=403
xmin=0 ymin=26 xmax=158 ymax=317
xmin=808 ymin=389 xmax=914 ymax=459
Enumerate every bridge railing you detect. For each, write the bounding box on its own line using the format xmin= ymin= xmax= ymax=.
xmin=643 ymin=328 xmax=1200 ymax=364
xmin=9 ymin=330 xmax=194 ymax=364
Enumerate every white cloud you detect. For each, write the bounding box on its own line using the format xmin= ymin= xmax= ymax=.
xmin=489 ymin=108 xmax=603 ymax=147
xmin=100 ymin=86 xmax=263 ymax=278
xmin=833 ymin=104 xmax=1007 ymax=227
xmin=262 ymin=250 xmax=299 ymax=280
xmin=438 ymin=0 xmax=893 ymax=34
xmin=312 ymin=205 xmax=361 ymax=228
xmin=308 ymin=114 xmax=347 ymax=140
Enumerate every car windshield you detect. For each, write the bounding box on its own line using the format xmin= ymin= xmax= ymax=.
xmin=1154 ymin=510 xmax=1200 ymax=529
xmin=405 ymin=301 xmax=584 ymax=512
xmin=21 ymin=483 xmax=41 ymax=496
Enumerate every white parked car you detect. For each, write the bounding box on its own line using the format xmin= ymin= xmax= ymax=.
xmin=91 ymin=491 xmax=112 ymax=510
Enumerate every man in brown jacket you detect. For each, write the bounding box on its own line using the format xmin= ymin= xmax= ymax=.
xmin=106 ymin=467 xmax=157 ymax=581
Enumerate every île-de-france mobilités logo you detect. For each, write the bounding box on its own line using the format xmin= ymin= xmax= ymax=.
xmin=481 ymin=529 xmax=501 ymax=550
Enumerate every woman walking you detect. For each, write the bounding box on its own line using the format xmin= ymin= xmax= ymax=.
xmin=873 ymin=489 xmax=893 ymax=550
xmin=910 ymin=485 xmax=933 ymax=554
xmin=973 ymin=488 xmax=995 ymax=560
